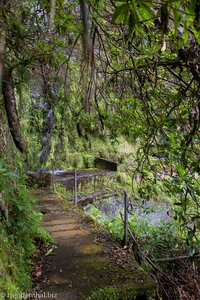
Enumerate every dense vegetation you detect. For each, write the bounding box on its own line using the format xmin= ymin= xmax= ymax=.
xmin=0 ymin=162 xmax=52 ymax=298
xmin=0 ymin=0 xmax=199 ymax=299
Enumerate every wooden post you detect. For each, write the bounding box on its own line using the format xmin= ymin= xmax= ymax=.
xmin=51 ymin=159 xmax=56 ymax=192
xmin=74 ymin=170 xmax=78 ymax=205
xmin=123 ymin=190 xmax=128 ymax=247
xmin=53 ymin=182 xmax=56 ymax=193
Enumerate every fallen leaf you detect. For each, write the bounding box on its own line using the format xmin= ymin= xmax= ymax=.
xmin=36 ymin=271 xmax=42 ymax=277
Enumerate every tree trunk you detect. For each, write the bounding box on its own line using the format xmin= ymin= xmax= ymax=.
xmin=0 ymin=37 xmax=4 ymax=94
xmin=2 ymin=66 xmax=26 ymax=152
xmin=80 ymin=0 xmax=92 ymax=113
xmin=50 ymin=0 xmax=56 ymax=29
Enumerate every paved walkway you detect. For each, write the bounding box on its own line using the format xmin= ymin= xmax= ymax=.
xmin=33 ymin=190 xmax=156 ymax=300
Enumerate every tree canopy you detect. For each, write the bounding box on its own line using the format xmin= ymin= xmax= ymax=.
xmin=0 ymin=1 xmax=200 ymax=299
xmin=0 ymin=0 xmax=199 ymax=249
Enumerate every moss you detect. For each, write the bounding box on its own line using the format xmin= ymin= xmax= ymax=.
xmin=117 ymin=172 xmax=129 ymax=185
xmin=85 ymin=284 xmax=155 ymax=300
xmin=81 ymin=244 xmax=102 ymax=255
xmin=83 ymin=154 xmax=95 ymax=168
xmin=34 ymin=189 xmax=156 ymax=300
xmin=76 ymin=252 xmax=155 ymax=299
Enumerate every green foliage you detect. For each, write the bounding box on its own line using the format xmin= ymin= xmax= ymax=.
xmin=113 ymin=0 xmax=200 ymax=44
xmin=85 ymin=194 xmax=200 ymax=268
xmin=0 ymin=161 xmax=52 ymax=297
xmin=129 ymin=215 xmax=185 ymax=260
xmin=105 ymin=215 xmax=124 ymax=241
xmin=85 ymin=204 xmax=124 ymax=241
xmin=131 ymin=161 xmax=200 ymax=247
xmin=86 ymin=206 xmax=105 ymax=224
xmin=1 ymin=2 xmax=200 ymax=293
xmin=55 ymin=182 xmax=74 ymax=201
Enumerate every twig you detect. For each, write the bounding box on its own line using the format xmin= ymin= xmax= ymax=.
xmin=154 ymin=254 xmax=200 ymax=263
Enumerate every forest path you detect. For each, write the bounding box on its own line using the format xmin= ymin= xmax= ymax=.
xmin=32 ymin=190 xmax=156 ymax=300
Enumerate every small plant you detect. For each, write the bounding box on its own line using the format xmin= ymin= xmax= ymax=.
xmin=0 ymin=160 xmax=52 ymax=298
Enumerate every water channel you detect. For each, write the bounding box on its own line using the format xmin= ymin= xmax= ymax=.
xmin=83 ymin=194 xmax=172 ymax=227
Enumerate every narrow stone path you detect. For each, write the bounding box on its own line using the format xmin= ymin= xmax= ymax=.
xmin=32 ymin=190 xmax=156 ymax=300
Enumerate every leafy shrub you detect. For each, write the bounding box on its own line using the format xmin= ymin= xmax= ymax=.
xmin=0 ymin=160 xmax=52 ymax=298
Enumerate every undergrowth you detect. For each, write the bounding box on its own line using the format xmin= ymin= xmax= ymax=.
xmin=0 ymin=160 xmax=52 ymax=300
xmin=84 ymin=198 xmax=200 ymax=299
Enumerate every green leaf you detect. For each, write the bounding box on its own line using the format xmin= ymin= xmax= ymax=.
xmin=57 ymin=0 xmax=64 ymax=7
xmin=45 ymin=248 xmax=54 ymax=256
xmin=177 ymin=165 xmax=186 ymax=177
xmin=135 ymin=54 xmax=149 ymax=60
xmin=192 ymin=26 xmax=200 ymax=43
xmin=173 ymin=2 xmax=181 ymax=33
xmin=190 ymin=0 xmax=197 ymax=10
xmin=128 ymin=9 xmax=135 ymax=35
xmin=185 ymin=4 xmax=195 ymax=22
xmin=161 ymin=2 xmax=169 ymax=33
xmin=18 ymin=205 xmax=25 ymax=211
xmin=140 ymin=3 xmax=154 ymax=21
xmin=112 ymin=3 xmax=130 ymax=23
xmin=183 ymin=22 xmax=189 ymax=44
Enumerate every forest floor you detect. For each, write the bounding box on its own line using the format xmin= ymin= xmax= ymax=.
xmin=31 ymin=189 xmax=156 ymax=300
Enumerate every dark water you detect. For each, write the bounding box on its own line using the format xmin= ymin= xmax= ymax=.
xmin=51 ymin=169 xmax=172 ymax=226
xmin=83 ymin=194 xmax=172 ymax=226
